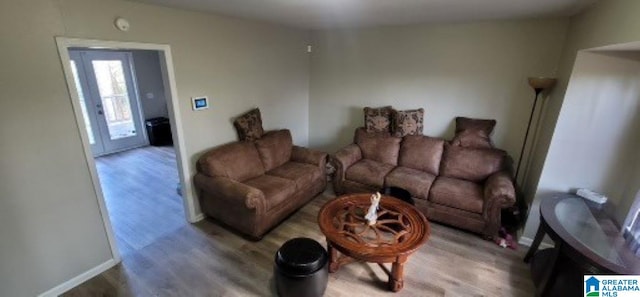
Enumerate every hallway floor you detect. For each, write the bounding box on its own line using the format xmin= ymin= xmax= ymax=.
xmin=96 ymin=145 xmax=185 ymax=257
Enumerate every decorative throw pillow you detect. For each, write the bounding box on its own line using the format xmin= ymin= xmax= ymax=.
xmin=451 ymin=117 xmax=496 ymax=149
xmin=391 ymin=108 xmax=424 ymax=137
xmin=364 ymin=106 xmax=393 ymax=133
xmin=233 ymin=108 xmax=264 ymax=141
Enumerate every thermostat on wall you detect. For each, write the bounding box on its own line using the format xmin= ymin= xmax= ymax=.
xmin=191 ymin=96 xmax=209 ymax=110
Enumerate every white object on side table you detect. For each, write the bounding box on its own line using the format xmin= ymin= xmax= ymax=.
xmin=576 ymin=188 xmax=608 ymax=205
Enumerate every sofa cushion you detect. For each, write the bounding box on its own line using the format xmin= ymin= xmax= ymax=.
xmin=244 ymin=175 xmax=296 ymax=210
xmin=398 ymin=135 xmax=445 ymax=175
xmin=364 ymin=106 xmax=393 ymax=133
xmin=267 ymin=161 xmax=323 ymax=191
xmin=391 ymin=108 xmax=424 ymax=137
xmin=255 ymin=129 xmax=293 ymax=171
xmin=451 ymin=117 xmax=496 ymax=149
xmin=385 ymin=166 xmax=436 ymax=200
xmin=233 ymin=108 xmax=264 ymax=141
xmin=354 ymin=126 xmax=392 ymax=143
xmin=356 ymin=132 xmax=401 ymax=166
xmin=345 ymin=159 xmax=395 ymax=188
xmin=198 ymin=141 xmax=265 ymax=181
xmin=440 ymin=145 xmax=505 ymax=182
xmin=429 ymin=177 xmax=484 ymax=214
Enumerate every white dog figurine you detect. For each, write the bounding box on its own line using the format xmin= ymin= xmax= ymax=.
xmin=365 ymin=192 xmax=382 ymax=225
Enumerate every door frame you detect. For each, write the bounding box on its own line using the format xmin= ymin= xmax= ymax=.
xmin=56 ymin=37 xmax=199 ymax=264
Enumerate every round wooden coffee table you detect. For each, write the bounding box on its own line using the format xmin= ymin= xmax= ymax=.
xmin=317 ymin=193 xmax=430 ymax=292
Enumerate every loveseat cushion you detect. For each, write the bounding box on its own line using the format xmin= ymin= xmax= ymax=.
xmin=345 ymin=159 xmax=395 ymax=188
xmin=440 ymin=145 xmax=506 ymax=182
xmin=429 ymin=177 xmax=483 ymax=214
xmin=398 ymin=135 xmax=444 ymax=175
xmin=267 ymin=161 xmax=323 ymax=191
xmin=244 ymin=175 xmax=296 ymax=210
xmin=385 ymin=166 xmax=436 ymax=200
xmin=355 ymin=132 xmax=401 ymax=166
xmin=255 ymin=130 xmax=293 ymax=171
xmin=198 ymin=141 xmax=265 ymax=181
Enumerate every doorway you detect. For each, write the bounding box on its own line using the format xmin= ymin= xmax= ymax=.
xmin=69 ymin=50 xmax=147 ymax=156
xmin=69 ymin=47 xmax=185 ymax=258
xmin=56 ymin=38 xmax=198 ymax=264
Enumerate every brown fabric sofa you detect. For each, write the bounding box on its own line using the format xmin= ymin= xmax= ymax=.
xmin=194 ymin=129 xmax=327 ymax=240
xmin=331 ymin=128 xmax=515 ymax=239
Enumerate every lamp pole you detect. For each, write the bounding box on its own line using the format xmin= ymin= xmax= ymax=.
xmin=515 ymin=77 xmax=557 ymax=184
xmin=515 ymin=88 xmax=542 ymax=182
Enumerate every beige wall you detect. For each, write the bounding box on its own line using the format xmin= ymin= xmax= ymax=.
xmin=0 ymin=0 xmax=309 ymax=296
xmin=524 ymin=52 xmax=640 ymax=235
xmin=522 ymin=0 xmax=640 ymax=240
xmin=308 ymin=19 xmax=569 ymax=157
xmin=132 ymin=50 xmax=169 ymax=120
xmin=0 ymin=2 xmax=113 ymax=296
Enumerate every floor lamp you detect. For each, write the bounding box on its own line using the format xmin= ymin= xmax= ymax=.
xmin=515 ymin=77 xmax=557 ymax=183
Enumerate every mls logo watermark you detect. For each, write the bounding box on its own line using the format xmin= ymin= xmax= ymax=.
xmin=585 ymin=275 xmax=640 ymax=297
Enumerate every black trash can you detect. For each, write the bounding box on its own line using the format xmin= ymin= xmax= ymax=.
xmin=145 ymin=117 xmax=173 ymax=146
xmin=274 ymin=237 xmax=328 ymax=297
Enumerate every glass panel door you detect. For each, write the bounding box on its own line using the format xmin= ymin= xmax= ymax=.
xmin=70 ymin=50 xmax=147 ymax=156
xmin=69 ymin=51 xmax=105 ymax=155
xmin=92 ymin=59 xmax=138 ymax=140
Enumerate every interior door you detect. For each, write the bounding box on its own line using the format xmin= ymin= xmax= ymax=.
xmin=70 ymin=50 xmax=147 ymax=156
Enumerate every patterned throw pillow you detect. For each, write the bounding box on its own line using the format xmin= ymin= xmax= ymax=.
xmin=233 ymin=108 xmax=264 ymax=141
xmin=451 ymin=117 xmax=496 ymax=149
xmin=364 ymin=106 xmax=393 ymax=133
xmin=391 ymin=108 xmax=424 ymax=137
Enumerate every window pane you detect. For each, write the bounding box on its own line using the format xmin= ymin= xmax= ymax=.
xmin=92 ymin=60 xmax=136 ymax=140
xmin=70 ymin=60 xmax=95 ymax=145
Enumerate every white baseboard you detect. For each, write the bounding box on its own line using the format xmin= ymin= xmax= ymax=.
xmin=38 ymin=258 xmax=117 ymax=297
xmin=518 ymin=236 xmax=554 ymax=249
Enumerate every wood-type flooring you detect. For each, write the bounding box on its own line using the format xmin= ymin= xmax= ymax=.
xmin=65 ymin=153 xmax=534 ymax=296
xmin=95 ymin=146 xmax=185 ymax=257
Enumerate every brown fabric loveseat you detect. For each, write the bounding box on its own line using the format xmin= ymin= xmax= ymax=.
xmin=331 ymin=128 xmax=515 ymax=239
xmin=194 ymin=129 xmax=327 ymax=240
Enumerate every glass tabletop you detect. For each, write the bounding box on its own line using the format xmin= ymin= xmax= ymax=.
xmin=554 ymin=197 xmax=624 ymax=265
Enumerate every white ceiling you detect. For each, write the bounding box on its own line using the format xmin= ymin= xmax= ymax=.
xmin=132 ymin=0 xmax=598 ymax=29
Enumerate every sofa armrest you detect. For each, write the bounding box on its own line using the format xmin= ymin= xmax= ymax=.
xmin=330 ymin=144 xmax=362 ymax=194
xmin=193 ymin=174 xmax=266 ymax=212
xmin=484 ymin=171 xmax=516 ymax=208
xmin=332 ymin=144 xmax=362 ymax=170
xmin=481 ymin=171 xmax=516 ymax=238
xmin=291 ymin=146 xmax=328 ymax=168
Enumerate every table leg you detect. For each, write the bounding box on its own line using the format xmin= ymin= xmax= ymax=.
xmin=524 ymin=221 xmax=546 ymax=263
xmin=538 ymin=243 xmax=562 ymax=297
xmin=389 ymin=257 xmax=406 ymax=292
xmin=327 ymin=241 xmax=340 ymax=273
